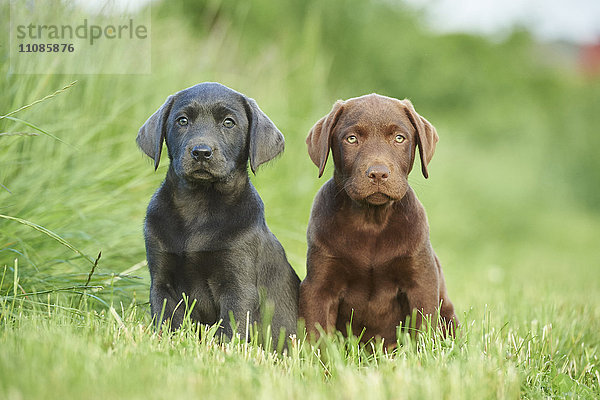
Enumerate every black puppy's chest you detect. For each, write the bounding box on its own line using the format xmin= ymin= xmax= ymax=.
xmin=151 ymin=184 xmax=257 ymax=251
xmin=147 ymin=186 xmax=259 ymax=322
xmin=153 ymin=233 xmax=250 ymax=325
xmin=154 ymin=203 xmax=253 ymax=272
xmin=165 ymin=249 xmax=232 ymax=322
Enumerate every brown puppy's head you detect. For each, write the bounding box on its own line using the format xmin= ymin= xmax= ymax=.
xmin=307 ymin=94 xmax=438 ymax=206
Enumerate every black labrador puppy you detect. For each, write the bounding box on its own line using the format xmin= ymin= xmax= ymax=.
xmin=136 ymin=82 xmax=300 ymax=345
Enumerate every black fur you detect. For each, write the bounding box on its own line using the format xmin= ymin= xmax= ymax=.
xmin=137 ymin=82 xmax=300 ymax=346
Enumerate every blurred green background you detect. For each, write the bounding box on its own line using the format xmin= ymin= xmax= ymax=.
xmin=1 ymin=0 xmax=599 ymax=316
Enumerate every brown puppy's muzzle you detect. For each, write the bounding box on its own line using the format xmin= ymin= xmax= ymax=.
xmin=344 ymin=158 xmax=408 ymax=206
xmin=363 ymin=163 xmax=394 ymax=205
xmin=366 ymin=164 xmax=390 ymax=184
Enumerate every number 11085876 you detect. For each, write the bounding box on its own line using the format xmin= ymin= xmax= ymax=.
xmin=19 ymin=43 xmax=74 ymax=52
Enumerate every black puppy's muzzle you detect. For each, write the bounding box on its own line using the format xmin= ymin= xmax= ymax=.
xmin=191 ymin=144 xmax=213 ymax=161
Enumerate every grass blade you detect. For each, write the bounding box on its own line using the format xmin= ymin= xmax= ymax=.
xmin=1 ymin=285 xmax=104 ymax=300
xmin=0 ymin=81 xmax=77 ymax=120
xmin=78 ymin=252 xmax=101 ymax=307
xmin=0 ymin=132 xmax=39 ymax=137
xmin=0 ymin=214 xmax=95 ymax=265
xmin=1 ymin=116 xmax=72 ymax=146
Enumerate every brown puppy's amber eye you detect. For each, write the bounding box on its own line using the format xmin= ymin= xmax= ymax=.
xmin=395 ymin=134 xmax=405 ymax=143
xmin=177 ymin=117 xmax=188 ymax=126
xmin=346 ymin=135 xmax=357 ymax=144
xmin=223 ymin=118 xmax=236 ymax=128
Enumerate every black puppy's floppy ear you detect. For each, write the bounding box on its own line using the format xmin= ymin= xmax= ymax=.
xmin=136 ymin=95 xmax=175 ymax=170
xmin=401 ymin=99 xmax=439 ymax=179
xmin=306 ymin=100 xmax=344 ymax=178
xmin=245 ymin=97 xmax=285 ymax=174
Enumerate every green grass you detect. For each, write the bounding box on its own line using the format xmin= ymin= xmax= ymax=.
xmin=1 ymin=290 xmax=598 ymax=398
xmin=1 ymin=0 xmax=600 ymax=398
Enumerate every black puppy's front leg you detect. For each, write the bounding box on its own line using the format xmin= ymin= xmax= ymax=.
xmin=150 ymin=282 xmax=186 ymax=330
xmin=218 ymin=288 xmax=259 ymax=340
xmin=148 ymin=251 xmax=186 ymax=330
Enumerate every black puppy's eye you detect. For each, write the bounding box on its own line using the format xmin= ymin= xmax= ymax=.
xmin=177 ymin=117 xmax=188 ymax=126
xmin=346 ymin=135 xmax=357 ymax=144
xmin=223 ymin=118 xmax=236 ymax=128
xmin=395 ymin=134 xmax=406 ymax=143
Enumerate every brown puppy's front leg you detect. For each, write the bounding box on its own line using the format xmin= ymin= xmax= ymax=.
xmin=435 ymin=256 xmax=459 ymax=336
xmin=299 ymin=250 xmax=341 ymax=339
xmin=404 ymin=282 xmax=440 ymax=336
xmin=299 ymin=280 xmax=340 ymax=340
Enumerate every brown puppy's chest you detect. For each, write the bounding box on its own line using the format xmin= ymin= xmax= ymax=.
xmin=310 ymin=185 xmax=428 ymax=342
xmin=327 ymin=250 xmax=415 ymax=342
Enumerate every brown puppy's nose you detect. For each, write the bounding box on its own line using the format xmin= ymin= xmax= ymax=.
xmin=367 ymin=165 xmax=390 ymax=183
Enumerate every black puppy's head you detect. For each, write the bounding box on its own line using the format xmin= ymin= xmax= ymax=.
xmin=137 ymin=82 xmax=284 ymax=182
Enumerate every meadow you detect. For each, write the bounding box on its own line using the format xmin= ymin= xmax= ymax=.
xmin=1 ymin=0 xmax=599 ymax=398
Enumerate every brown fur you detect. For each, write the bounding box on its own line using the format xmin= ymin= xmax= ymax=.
xmin=300 ymin=94 xmax=457 ymax=343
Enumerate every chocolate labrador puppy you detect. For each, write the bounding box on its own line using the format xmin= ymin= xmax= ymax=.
xmin=137 ymin=82 xmax=299 ymax=346
xmin=300 ymin=94 xmax=457 ymax=343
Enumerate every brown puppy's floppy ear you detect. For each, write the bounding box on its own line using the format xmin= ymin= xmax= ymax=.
xmin=137 ymin=95 xmax=175 ymax=170
xmin=245 ymin=97 xmax=285 ymax=174
xmin=306 ymin=100 xmax=344 ymax=178
xmin=401 ymin=99 xmax=439 ymax=179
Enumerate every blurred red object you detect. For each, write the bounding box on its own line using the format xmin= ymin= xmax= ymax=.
xmin=580 ymin=41 xmax=600 ymax=78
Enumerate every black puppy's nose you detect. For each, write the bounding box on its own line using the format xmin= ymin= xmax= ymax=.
xmin=367 ymin=165 xmax=390 ymax=183
xmin=191 ymin=145 xmax=213 ymax=161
